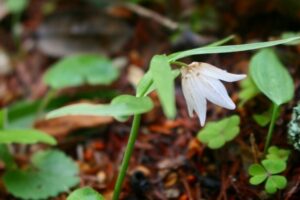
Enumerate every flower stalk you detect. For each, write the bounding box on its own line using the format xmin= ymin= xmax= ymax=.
xmin=112 ymin=114 xmax=141 ymax=200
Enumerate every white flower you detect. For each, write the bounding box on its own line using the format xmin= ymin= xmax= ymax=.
xmin=181 ymin=62 xmax=246 ymax=126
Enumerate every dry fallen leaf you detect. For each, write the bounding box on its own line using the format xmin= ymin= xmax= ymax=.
xmin=35 ymin=115 xmax=113 ymax=137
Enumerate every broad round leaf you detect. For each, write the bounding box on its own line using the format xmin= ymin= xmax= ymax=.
xmin=44 ymin=55 xmax=119 ymax=89
xmin=67 ymin=187 xmax=104 ymax=200
xmin=197 ymin=115 xmax=240 ymax=149
xmin=47 ymin=95 xmax=153 ymax=119
xmin=0 ymin=129 xmax=56 ymax=145
xmin=3 ymin=150 xmax=79 ymax=200
xmin=262 ymin=159 xmax=286 ymax=174
xmin=250 ymin=49 xmax=294 ymax=105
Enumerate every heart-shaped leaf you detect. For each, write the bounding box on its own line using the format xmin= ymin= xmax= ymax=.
xmin=262 ymin=159 xmax=286 ymax=174
xmin=44 ymin=55 xmax=119 ymax=89
xmin=0 ymin=129 xmax=56 ymax=145
xmin=67 ymin=187 xmax=105 ymax=200
xmin=197 ymin=115 xmax=240 ymax=149
xmin=3 ymin=150 xmax=79 ymax=200
xmin=266 ymin=146 xmax=290 ymax=161
xmin=47 ymin=95 xmax=153 ymax=119
xmin=250 ymin=49 xmax=294 ymax=106
xmin=265 ymin=175 xmax=287 ymax=194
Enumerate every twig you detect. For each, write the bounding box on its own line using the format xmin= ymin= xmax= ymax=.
xmin=121 ymin=3 xmax=179 ymax=30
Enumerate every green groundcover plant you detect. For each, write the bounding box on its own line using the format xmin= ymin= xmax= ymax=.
xmin=45 ymin=36 xmax=300 ymax=199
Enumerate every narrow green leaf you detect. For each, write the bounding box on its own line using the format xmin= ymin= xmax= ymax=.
xmin=0 ymin=129 xmax=56 ymax=145
xmin=250 ymin=49 xmax=294 ymax=105
xmin=47 ymin=95 xmax=153 ymax=119
xmin=0 ymin=109 xmax=7 ymax=129
xmin=44 ymin=55 xmax=119 ymax=89
xmin=67 ymin=187 xmax=105 ymax=200
xmin=3 ymin=150 xmax=79 ymax=200
xmin=150 ymin=55 xmax=176 ymax=118
xmin=168 ymin=36 xmax=300 ymax=61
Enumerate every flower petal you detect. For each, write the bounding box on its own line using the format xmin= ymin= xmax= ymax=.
xmin=195 ymin=75 xmax=236 ymax=109
xmin=188 ymin=76 xmax=207 ymax=126
xmin=194 ymin=62 xmax=246 ymax=82
xmin=181 ymin=77 xmax=194 ymax=117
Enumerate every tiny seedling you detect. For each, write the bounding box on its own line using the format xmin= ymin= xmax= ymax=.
xmin=248 ymin=159 xmax=287 ymax=194
xmin=197 ymin=115 xmax=240 ymax=149
xmin=266 ymin=146 xmax=290 ymax=161
xmin=250 ymin=48 xmax=294 ymax=153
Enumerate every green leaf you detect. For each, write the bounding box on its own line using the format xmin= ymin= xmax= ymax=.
xmin=248 ymin=164 xmax=268 ymax=185
xmin=47 ymin=95 xmax=153 ymax=119
xmin=265 ymin=175 xmax=287 ymax=194
xmin=5 ymin=0 xmax=28 ymax=13
xmin=0 ymin=129 xmax=56 ymax=145
xmin=248 ymin=164 xmax=266 ymax=176
xmin=253 ymin=105 xmax=280 ymax=127
xmin=0 ymin=109 xmax=7 ymax=129
xmin=168 ymin=36 xmax=300 ymax=61
xmin=266 ymin=146 xmax=290 ymax=161
xmin=67 ymin=187 xmax=105 ymax=200
xmin=44 ymin=55 xmax=119 ymax=89
xmin=262 ymin=159 xmax=286 ymax=174
xmin=281 ymin=32 xmax=300 ymax=45
xmin=250 ymin=175 xmax=268 ymax=185
xmin=136 ymin=69 xmax=180 ymax=97
xmin=250 ymin=49 xmax=294 ymax=106
xmin=149 ymin=55 xmax=175 ymax=118
xmin=0 ymin=144 xmax=16 ymax=169
xmin=197 ymin=115 xmax=240 ymax=149
xmin=238 ymin=77 xmax=260 ymax=107
xmin=3 ymin=150 xmax=79 ymax=200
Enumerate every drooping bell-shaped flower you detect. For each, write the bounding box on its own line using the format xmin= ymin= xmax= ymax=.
xmin=181 ymin=62 xmax=246 ymax=126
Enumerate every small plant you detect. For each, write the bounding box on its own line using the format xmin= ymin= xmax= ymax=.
xmin=46 ymin=36 xmax=300 ymax=199
xmin=250 ymin=48 xmax=294 ymax=153
xmin=248 ymin=159 xmax=287 ymax=194
xmin=197 ymin=115 xmax=240 ymax=149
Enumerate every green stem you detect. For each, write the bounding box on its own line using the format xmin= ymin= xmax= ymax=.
xmin=205 ymin=34 xmax=235 ymax=47
xmin=113 ymin=114 xmax=141 ymax=200
xmin=36 ymin=89 xmax=57 ymax=119
xmin=170 ymin=61 xmax=189 ymax=68
xmin=264 ymin=104 xmax=279 ymax=154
